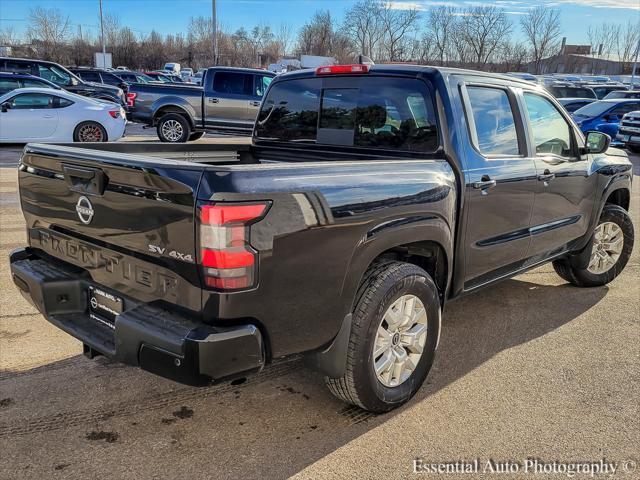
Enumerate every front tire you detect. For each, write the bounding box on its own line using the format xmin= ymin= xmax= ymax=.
xmin=156 ymin=113 xmax=191 ymax=143
xmin=553 ymin=204 xmax=633 ymax=287
xmin=73 ymin=121 xmax=108 ymax=142
xmin=325 ymin=261 xmax=440 ymax=412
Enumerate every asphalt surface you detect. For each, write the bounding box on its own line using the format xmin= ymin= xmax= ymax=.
xmin=0 ymin=130 xmax=638 ymax=479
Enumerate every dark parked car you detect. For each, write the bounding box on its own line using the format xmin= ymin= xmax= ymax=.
xmin=128 ymin=66 xmax=276 ymax=141
xmin=68 ymin=67 xmax=129 ymax=91
xmin=603 ymin=90 xmax=640 ymax=100
xmin=0 ymin=57 xmax=125 ymax=107
xmin=113 ymin=71 xmax=158 ymax=84
xmin=145 ymin=71 xmax=184 ymax=83
xmin=582 ymin=84 xmax=628 ymax=100
xmin=10 ymin=65 xmax=633 ymax=413
xmin=0 ymin=71 xmax=61 ymax=95
xmin=546 ymin=85 xmax=597 ymax=99
xmin=557 ymin=97 xmax=595 ymax=113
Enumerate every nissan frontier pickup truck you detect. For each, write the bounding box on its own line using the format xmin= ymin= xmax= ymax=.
xmin=10 ymin=64 xmax=634 ymax=412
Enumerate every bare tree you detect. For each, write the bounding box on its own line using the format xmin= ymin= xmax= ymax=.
xmin=276 ymin=22 xmax=294 ymax=57
xmin=588 ymin=23 xmax=618 ymax=59
xmin=520 ymin=6 xmax=561 ymax=74
xmin=378 ymin=2 xmax=419 ymax=61
xmin=343 ymin=0 xmax=384 ymax=58
xmin=425 ymin=6 xmax=457 ymax=66
xmin=458 ymin=6 xmax=512 ymax=68
xmin=0 ymin=25 xmax=20 ymax=46
xmin=297 ymin=11 xmax=335 ymax=57
xmin=616 ymin=19 xmax=640 ymax=71
xmin=26 ymin=7 xmax=70 ymax=62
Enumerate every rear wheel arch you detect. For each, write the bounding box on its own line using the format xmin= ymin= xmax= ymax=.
xmin=153 ymin=105 xmax=194 ymax=128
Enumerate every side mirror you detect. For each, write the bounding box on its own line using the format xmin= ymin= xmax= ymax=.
xmin=1 ymin=102 xmax=10 ymax=113
xmin=584 ymin=131 xmax=611 ymax=154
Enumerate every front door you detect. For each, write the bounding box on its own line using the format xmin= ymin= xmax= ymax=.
xmin=521 ymin=91 xmax=597 ymax=258
xmin=461 ymin=84 xmax=538 ymax=290
xmin=0 ymin=92 xmax=59 ymax=141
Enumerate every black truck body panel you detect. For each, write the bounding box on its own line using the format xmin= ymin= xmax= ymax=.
xmin=10 ymin=65 xmax=633 ymax=386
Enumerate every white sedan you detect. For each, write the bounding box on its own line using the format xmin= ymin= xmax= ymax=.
xmin=0 ymin=88 xmax=126 ymax=143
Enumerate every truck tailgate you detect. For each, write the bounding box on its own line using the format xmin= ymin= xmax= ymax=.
xmin=17 ymin=144 xmax=204 ymax=314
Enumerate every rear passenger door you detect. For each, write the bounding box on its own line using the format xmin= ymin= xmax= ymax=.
xmin=204 ymin=71 xmax=253 ymax=128
xmin=460 ymin=83 xmax=538 ymax=290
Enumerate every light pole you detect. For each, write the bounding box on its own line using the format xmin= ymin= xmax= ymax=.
xmin=212 ymin=0 xmax=217 ymax=66
xmin=99 ymin=0 xmax=106 ymax=68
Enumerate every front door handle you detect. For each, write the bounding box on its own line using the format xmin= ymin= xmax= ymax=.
xmin=249 ymin=100 xmax=261 ymax=107
xmin=208 ymin=98 xmax=219 ymax=104
xmin=43 ymin=114 xmax=55 ymax=118
xmin=537 ymin=170 xmax=555 ymax=182
xmin=473 ymin=175 xmax=497 ymax=193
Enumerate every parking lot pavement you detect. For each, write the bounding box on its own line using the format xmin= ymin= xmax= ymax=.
xmin=0 ymin=146 xmax=638 ymax=480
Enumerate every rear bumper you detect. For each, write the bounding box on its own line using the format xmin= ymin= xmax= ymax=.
xmin=9 ymin=248 xmax=264 ymax=386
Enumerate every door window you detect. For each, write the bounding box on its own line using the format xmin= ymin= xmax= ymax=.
xmin=79 ymin=71 xmax=101 ymax=83
xmin=466 ymin=87 xmax=520 ymax=156
xmin=254 ymin=75 xmax=273 ymax=97
xmin=523 ymin=92 xmax=573 ymax=158
xmin=0 ymin=79 xmax=20 ymax=95
xmin=3 ymin=61 xmax=32 ymax=74
xmin=22 ymin=78 xmax=51 ymax=89
xmin=9 ymin=93 xmax=55 ymax=109
xmin=101 ymin=72 xmax=123 ymax=85
xmin=212 ymin=72 xmax=252 ymax=95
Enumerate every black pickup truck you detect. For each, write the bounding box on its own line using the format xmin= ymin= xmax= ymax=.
xmin=128 ymin=66 xmax=275 ymax=142
xmin=10 ymin=65 xmax=634 ymax=412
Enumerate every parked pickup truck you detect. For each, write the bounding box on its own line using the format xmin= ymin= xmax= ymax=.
xmin=10 ymin=65 xmax=634 ymax=412
xmin=128 ymin=66 xmax=275 ymax=142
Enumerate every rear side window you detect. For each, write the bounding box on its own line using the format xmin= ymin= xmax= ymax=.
xmin=22 ymin=78 xmax=50 ymax=89
xmin=466 ymin=86 xmax=520 ymax=156
xmin=213 ymin=72 xmax=252 ymax=95
xmin=3 ymin=61 xmax=32 ymax=74
xmin=255 ymin=77 xmax=438 ymax=152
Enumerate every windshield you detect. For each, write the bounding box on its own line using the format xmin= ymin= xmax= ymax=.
xmin=572 ymin=101 xmax=614 ymax=117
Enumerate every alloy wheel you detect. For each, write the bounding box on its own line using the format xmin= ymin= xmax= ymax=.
xmin=373 ymin=294 xmax=428 ymax=387
xmin=587 ymin=221 xmax=624 ymax=274
xmin=161 ymin=119 xmax=183 ymax=142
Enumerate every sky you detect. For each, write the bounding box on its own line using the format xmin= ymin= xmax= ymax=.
xmin=1 ymin=0 xmax=639 ymax=44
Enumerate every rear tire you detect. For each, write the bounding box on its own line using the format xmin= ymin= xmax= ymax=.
xmin=325 ymin=261 xmax=440 ymax=412
xmin=73 ymin=121 xmax=108 ymax=142
xmin=552 ymin=204 xmax=633 ymax=287
xmin=156 ymin=113 xmax=191 ymax=143
xmin=188 ymin=131 xmax=205 ymax=142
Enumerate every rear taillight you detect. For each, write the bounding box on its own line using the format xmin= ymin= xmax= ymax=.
xmin=126 ymin=92 xmax=137 ymax=107
xmin=198 ymin=202 xmax=269 ymax=290
xmin=316 ymin=64 xmax=369 ymax=75
xmin=108 ymin=109 xmax=121 ymax=118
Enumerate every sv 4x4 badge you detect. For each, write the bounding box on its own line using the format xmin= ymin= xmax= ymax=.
xmin=148 ymin=244 xmax=194 ymax=263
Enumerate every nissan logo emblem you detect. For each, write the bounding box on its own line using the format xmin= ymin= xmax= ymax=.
xmin=76 ymin=196 xmax=94 ymax=224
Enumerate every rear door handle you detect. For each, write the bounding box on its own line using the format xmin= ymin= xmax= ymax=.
xmin=249 ymin=100 xmax=261 ymax=107
xmin=208 ymin=98 xmax=219 ymax=104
